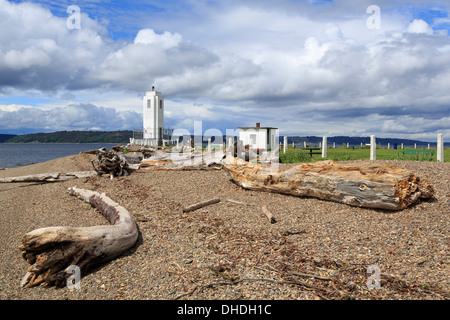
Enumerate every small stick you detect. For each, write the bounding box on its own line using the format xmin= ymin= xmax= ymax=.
xmin=183 ymin=198 xmax=220 ymax=212
xmin=262 ymin=205 xmax=276 ymax=223
xmin=226 ymin=199 xmax=249 ymax=206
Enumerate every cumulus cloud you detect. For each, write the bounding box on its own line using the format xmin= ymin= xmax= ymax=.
xmin=407 ymin=19 xmax=434 ymax=35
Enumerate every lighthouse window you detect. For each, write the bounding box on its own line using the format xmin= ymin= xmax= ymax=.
xmin=160 ymin=100 xmax=163 ymax=109
xmin=147 ymin=100 xmax=151 ymax=108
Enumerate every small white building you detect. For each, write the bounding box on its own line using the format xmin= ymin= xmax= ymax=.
xmin=143 ymin=87 xmax=164 ymax=143
xmin=238 ymin=123 xmax=278 ymax=151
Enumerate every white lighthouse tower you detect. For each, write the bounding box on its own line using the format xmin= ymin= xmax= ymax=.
xmin=143 ymin=86 xmax=164 ymax=145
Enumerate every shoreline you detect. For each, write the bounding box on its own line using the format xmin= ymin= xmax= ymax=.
xmin=0 ymin=154 xmax=448 ymax=300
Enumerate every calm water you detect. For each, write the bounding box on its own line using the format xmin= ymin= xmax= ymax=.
xmin=0 ymin=143 xmax=119 ymax=169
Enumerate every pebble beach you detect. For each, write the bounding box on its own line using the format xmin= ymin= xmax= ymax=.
xmin=0 ymin=153 xmax=448 ymax=300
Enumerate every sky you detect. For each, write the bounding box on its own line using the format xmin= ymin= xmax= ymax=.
xmin=1 ymin=0 xmax=450 ymax=141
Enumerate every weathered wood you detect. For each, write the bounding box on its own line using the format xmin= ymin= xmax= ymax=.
xmin=0 ymin=171 xmax=97 ymax=183
xmin=223 ymin=158 xmax=434 ymax=210
xmin=226 ymin=199 xmax=250 ymax=206
xmin=141 ymin=150 xmax=224 ymax=171
xmin=183 ymin=198 xmax=221 ymax=212
xmin=20 ymin=187 xmax=138 ymax=288
xmin=262 ymin=205 xmax=276 ymax=223
xmin=91 ymin=148 xmax=138 ymax=179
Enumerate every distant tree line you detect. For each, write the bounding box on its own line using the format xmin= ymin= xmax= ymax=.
xmin=3 ymin=131 xmax=133 ymax=143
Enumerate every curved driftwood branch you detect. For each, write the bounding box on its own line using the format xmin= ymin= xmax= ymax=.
xmin=223 ymin=158 xmax=434 ymax=210
xmin=20 ymin=187 xmax=138 ymax=288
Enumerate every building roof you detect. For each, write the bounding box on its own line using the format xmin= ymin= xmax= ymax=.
xmin=238 ymin=126 xmax=278 ymax=130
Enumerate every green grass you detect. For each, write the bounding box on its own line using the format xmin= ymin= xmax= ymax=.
xmin=279 ymin=147 xmax=450 ymax=163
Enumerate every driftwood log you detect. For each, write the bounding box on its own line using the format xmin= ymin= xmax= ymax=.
xmin=141 ymin=150 xmax=224 ymax=171
xmin=20 ymin=187 xmax=138 ymax=288
xmin=0 ymin=171 xmax=97 ymax=183
xmin=223 ymin=158 xmax=434 ymax=210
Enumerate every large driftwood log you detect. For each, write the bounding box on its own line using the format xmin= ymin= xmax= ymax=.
xmin=223 ymin=158 xmax=434 ymax=210
xmin=20 ymin=187 xmax=138 ymax=288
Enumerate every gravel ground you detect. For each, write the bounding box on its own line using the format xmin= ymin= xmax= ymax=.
xmin=0 ymin=154 xmax=448 ymax=300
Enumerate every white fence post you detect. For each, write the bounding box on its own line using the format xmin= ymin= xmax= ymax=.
xmin=437 ymin=133 xmax=444 ymax=162
xmin=322 ymin=136 xmax=327 ymax=158
xmin=284 ymin=136 xmax=288 ymax=154
xmin=304 ymin=141 xmax=307 ymax=148
xmin=401 ymin=143 xmax=404 ymax=149
xmin=370 ymin=135 xmax=376 ymax=160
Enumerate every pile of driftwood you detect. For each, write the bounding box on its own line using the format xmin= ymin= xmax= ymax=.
xmin=90 ymin=147 xmax=141 ymax=179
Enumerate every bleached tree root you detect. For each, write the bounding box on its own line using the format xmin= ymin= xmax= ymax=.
xmin=223 ymin=158 xmax=434 ymax=210
xmin=20 ymin=187 xmax=138 ymax=288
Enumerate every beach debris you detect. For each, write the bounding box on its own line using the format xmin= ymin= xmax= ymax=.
xmin=0 ymin=171 xmax=97 ymax=183
xmin=141 ymin=149 xmax=224 ymax=171
xmin=183 ymin=198 xmax=221 ymax=213
xmin=223 ymin=158 xmax=434 ymax=210
xmin=262 ymin=205 xmax=276 ymax=224
xmin=20 ymin=187 xmax=138 ymax=288
xmin=91 ymin=148 xmax=139 ymax=179
xmin=225 ymin=199 xmax=250 ymax=206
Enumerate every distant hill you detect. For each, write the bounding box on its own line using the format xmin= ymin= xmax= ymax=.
xmin=4 ymin=131 xmax=132 ymax=143
xmin=0 ymin=134 xmax=17 ymax=143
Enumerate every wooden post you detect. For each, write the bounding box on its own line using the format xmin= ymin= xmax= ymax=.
xmin=333 ymin=142 xmax=336 ymax=148
xmin=388 ymin=143 xmax=390 ymax=150
xmin=428 ymin=143 xmax=430 ymax=150
xmin=347 ymin=143 xmax=349 ymax=148
xmin=292 ymin=142 xmax=295 ymax=148
xmin=176 ymin=138 xmax=179 ymax=149
xmin=322 ymin=136 xmax=327 ymax=158
xmin=304 ymin=141 xmax=307 ymax=148
xmin=284 ymin=136 xmax=288 ymax=154
xmin=370 ymin=135 xmax=376 ymax=160
xmin=414 ymin=143 xmax=417 ymax=149
xmin=208 ymin=138 xmax=212 ymax=152
xmin=401 ymin=143 xmax=404 ymax=149
xmin=437 ymin=133 xmax=444 ymax=162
